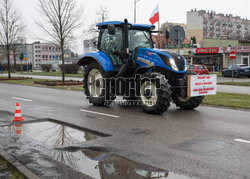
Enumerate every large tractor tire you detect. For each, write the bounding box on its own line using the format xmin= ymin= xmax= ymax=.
xmin=138 ymin=72 xmax=172 ymax=114
xmin=172 ymin=95 xmax=204 ymax=110
xmin=84 ymin=62 xmax=115 ymax=106
xmin=172 ymin=72 xmax=204 ymax=110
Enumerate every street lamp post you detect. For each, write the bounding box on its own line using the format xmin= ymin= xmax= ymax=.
xmin=134 ymin=0 xmax=141 ymax=24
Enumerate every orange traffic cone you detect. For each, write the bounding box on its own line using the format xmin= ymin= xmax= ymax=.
xmin=13 ymin=102 xmax=24 ymax=122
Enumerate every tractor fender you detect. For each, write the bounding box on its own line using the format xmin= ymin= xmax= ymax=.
xmin=133 ymin=66 xmax=180 ymax=79
xmin=77 ymin=51 xmax=114 ymax=71
xmin=133 ymin=66 xmax=153 ymax=77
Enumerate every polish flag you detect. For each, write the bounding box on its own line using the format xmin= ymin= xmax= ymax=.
xmin=149 ymin=5 xmax=159 ymax=24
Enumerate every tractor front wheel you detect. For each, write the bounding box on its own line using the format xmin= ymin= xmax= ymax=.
xmin=138 ymin=72 xmax=172 ymax=114
xmin=84 ymin=62 xmax=115 ymax=106
xmin=172 ymin=94 xmax=204 ymax=110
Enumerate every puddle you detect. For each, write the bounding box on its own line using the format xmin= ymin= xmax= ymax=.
xmin=50 ymin=149 xmax=193 ymax=179
xmin=0 ymin=156 xmax=26 ymax=178
xmin=3 ymin=122 xmax=193 ymax=178
xmin=4 ymin=121 xmax=100 ymax=147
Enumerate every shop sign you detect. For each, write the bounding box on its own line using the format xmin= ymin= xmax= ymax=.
xmin=194 ymin=47 xmax=223 ymax=54
xmin=188 ymin=75 xmax=217 ymax=97
xmin=223 ymin=46 xmax=250 ymax=53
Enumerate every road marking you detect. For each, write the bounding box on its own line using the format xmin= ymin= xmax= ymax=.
xmin=12 ymin=97 xmax=33 ymax=102
xmin=234 ymin=139 xmax=250 ymax=144
xmin=80 ymin=109 xmax=120 ymax=118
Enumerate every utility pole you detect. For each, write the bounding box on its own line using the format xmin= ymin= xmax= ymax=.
xmin=134 ymin=0 xmax=141 ymax=23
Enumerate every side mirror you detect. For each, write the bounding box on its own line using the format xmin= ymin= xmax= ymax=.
xmin=108 ymin=24 xmax=115 ymax=35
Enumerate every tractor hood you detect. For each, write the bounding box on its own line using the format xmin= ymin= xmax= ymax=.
xmin=136 ymin=48 xmax=186 ymax=73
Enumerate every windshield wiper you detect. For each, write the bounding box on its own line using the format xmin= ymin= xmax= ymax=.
xmin=142 ymin=31 xmax=150 ymax=43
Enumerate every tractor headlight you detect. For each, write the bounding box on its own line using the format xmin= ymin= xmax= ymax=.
xmin=170 ymin=58 xmax=179 ymax=71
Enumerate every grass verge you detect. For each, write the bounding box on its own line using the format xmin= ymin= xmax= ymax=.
xmin=217 ymin=82 xmax=250 ymax=86
xmin=0 ymin=78 xmax=83 ymax=91
xmin=0 ymin=156 xmax=26 ymax=179
xmin=203 ymin=92 xmax=250 ymax=110
xmin=17 ymin=71 xmax=83 ymax=78
xmin=210 ymin=72 xmax=222 ymax=77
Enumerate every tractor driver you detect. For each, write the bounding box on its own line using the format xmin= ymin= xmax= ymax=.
xmin=101 ymin=28 xmax=123 ymax=55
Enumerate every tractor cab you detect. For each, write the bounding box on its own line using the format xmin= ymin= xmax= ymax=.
xmin=96 ymin=20 xmax=155 ymax=73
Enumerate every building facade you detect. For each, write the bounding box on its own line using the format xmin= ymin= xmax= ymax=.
xmin=186 ymin=9 xmax=250 ymax=70
xmin=187 ymin=9 xmax=250 ymax=45
xmin=32 ymin=42 xmax=61 ymax=68
xmin=0 ymin=42 xmax=75 ymax=69
xmin=0 ymin=43 xmax=33 ymax=65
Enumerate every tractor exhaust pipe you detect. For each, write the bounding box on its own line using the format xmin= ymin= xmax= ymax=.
xmin=116 ymin=19 xmax=130 ymax=77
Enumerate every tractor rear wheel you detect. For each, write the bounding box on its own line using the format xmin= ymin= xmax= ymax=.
xmin=84 ymin=62 xmax=115 ymax=106
xmin=138 ymin=72 xmax=172 ymax=114
xmin=172 ymin=94 xmax=204 ymax=110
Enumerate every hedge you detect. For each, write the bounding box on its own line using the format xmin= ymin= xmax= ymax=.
xmin=41 ymin=64 xmax=52 ymax=72
xmin=60 ymin=64 xmax=80 ymax=74
xmin=1 ymin=64 xmax=24 ymax=72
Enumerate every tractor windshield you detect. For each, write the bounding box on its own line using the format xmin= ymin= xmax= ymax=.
xmin=128 ymin=30 xmax=153 ymax=51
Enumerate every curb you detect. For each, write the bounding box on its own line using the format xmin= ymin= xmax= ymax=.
xmin=0 ymin=149 xmax=40 ymax=179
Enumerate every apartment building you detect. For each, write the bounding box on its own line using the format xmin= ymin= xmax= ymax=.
xmin=187 ymin=9 xmax=250 ymax=46
xmin=32 ymin=42 xmax=61 ymax=68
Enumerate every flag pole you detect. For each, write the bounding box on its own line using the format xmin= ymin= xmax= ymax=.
xmin=157 ymin=4 xmax=161 ymax=48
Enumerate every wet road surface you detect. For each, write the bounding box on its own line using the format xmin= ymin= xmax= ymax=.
xmin=0 ymin=83 xmax=249 ymax=178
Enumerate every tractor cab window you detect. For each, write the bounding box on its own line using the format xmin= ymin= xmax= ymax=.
xmin=100 ymin=28 xmax=123 ymax=54
xmin=128 ymin=30 xmax=153 ymax=51
xmin=99 ymin=27 xmax=123 ymax=67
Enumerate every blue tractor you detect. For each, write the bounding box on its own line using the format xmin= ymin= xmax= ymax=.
xmin=78 ymin=19 xmax=204 ymax=114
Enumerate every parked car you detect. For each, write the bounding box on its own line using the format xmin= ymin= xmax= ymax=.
xmin=222 ymin=64 xmax=250 ymax=78
xmin=187 ymin=65 xmax=209 ymax=75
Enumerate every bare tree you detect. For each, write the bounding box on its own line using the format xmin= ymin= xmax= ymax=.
xmin=0 ymin=0 xmax=24 ymax=79
xmin=36 ymin=0 xmax=83 ymax=82
xmin=10 ymin=43 xmax=19 ymax=72
xmin=97 ymin=6 xmax=108 ymax=23
xmin=84 ymin=6 xmax=109 ymax=40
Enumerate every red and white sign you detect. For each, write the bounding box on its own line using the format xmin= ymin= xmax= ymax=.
xmin=222 ymin=46 xmax=250 ymax=53
xmin=195 ymin=47 xmax=221 ymax=54
xmin=230 ymin=46 xmax=250 ymax=53
xmin=229 ymin=51 xmax=236 ymax=60
xmin=149 ymin=5 xmax=159 ymax=25
xmin=10 ymin=55 xmax=13 ymax=60
xmin=188 ymin=75 xmax=217 ymax=97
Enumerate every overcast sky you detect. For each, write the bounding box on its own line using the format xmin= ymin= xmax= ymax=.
xmin=15 ymin=0 xmax=249 ymax=54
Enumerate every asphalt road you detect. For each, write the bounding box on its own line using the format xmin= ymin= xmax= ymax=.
xmin=0 ymin=83 xmax=249 ymax=178
xmin=217 ymin=76 xmax=250 ymax=82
